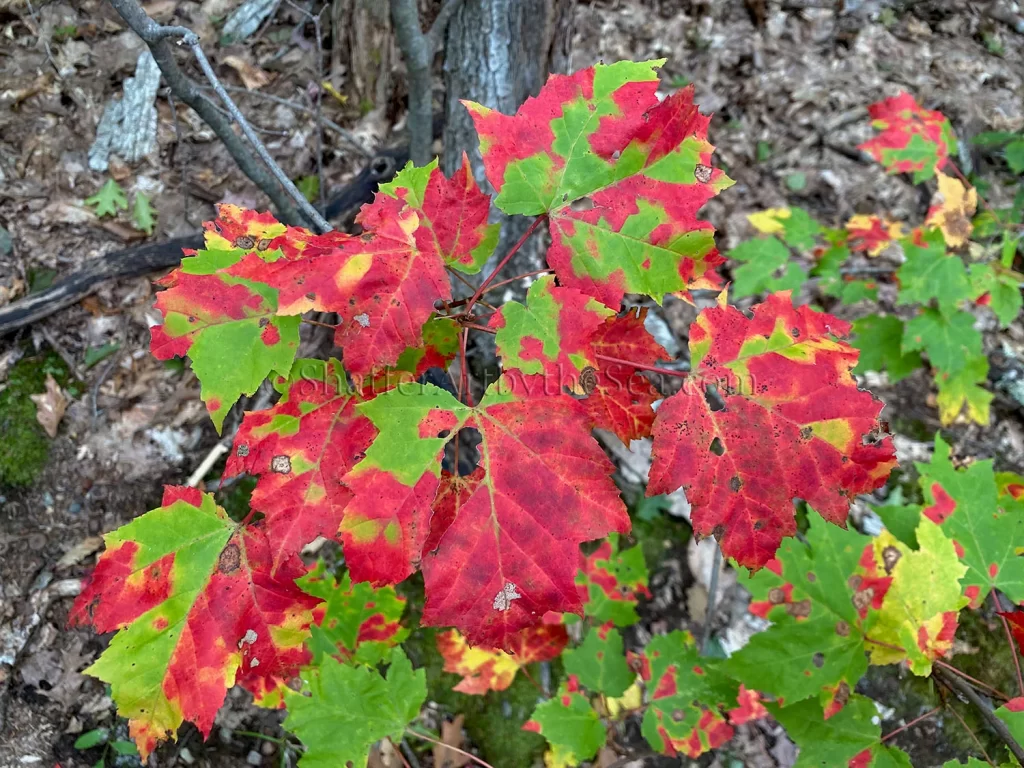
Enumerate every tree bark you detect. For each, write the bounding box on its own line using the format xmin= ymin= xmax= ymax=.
xmin=441 ymin=0 xmax=574 ymax=303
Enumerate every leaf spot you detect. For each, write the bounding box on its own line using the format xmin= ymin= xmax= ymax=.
xmin=580 ymin=366 xmax=598 ymax=395
xmin=785 ymin=599 xmax=811 ymax=618
xmin=812 ymin=652 xmax=825 ymax=668
xmin=881 ymin=545 xmax=901 ymax=574
xmin=694 ymin=164 xmax=712 ymax=183
xmin=218 ymin=543 xmax=241 ymax=574
xmin=354 ymin=313 xmax=371 ymax=328
xmin=492 ymin=582 xmax=522 ymax=612
xmin=271 ymin=455 xmax=292 ymax=474
xmin=835 ymin=620 xmax=850 ymax=636
xmin=250 ymin=658 xmax=260 ymax=668
xmin=239 ymin=629 xmax=258 ymax=648
xmin=236 ymin=443 xmax=249 ymax=458
xmin=234 ymin=235 xmax=255 ymax=250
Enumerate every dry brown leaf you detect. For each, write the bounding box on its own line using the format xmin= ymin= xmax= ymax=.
xmin=30 ymin=373 xmax=68 ymax=439
xmin=433 ymin=714 xmax=470 ymax=768
xmin=223 ymin=55 xmax=272 ymax=90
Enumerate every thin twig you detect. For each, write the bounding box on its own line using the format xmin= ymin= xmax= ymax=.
xmin=460 ymin=322 xmax=494 ymax=334
xmin=203 ymin=98 xmax=291 ymax=135
xmin=933 ymin=660 xmax=1010 ymax=702
xmin=106 ymin=0 xmax=312 ymax=227
xmin=405 ymin=728 xmax=494 ymax=768
xmin=934 ymin=665 xmax=1024 ymax=764
xmin=941 ymin=693 xmax=996 ymax=767
xmin=459 ymin=328 xmax=473 ymax=407
xmin=465 ymin=215 xmax=546 ymax=314
xmin=880 ymin=706 xmax=942 ymax=743
xmin=485 ymin=268 xmax=554 ymax=295
xmin=24 ymin=0 xmax=61 ymax=77
xmin=594 ymin=353 xmax=689 ymax=378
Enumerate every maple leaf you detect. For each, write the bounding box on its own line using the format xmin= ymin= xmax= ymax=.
xmin=935 ymin=353 xmax=992 ymax=426
xmin=859 ymin=92 xmax=957 ymax=183
xmin=647 ymin=291 xmax=896 ymax=570
xmin=728 ymin=236 xmax=808 ymax=299
xmin=298 ymin=562 xmax=409 ymax=667
xmin=226 ymin=359 xmax=376 ymax=575
xmin=580 ymin=308 xmax=667 ymax=442
xmin=576 ymin=533 xmax=651 ymax=627
xmin=895 ymin=228 xmax=971 ymax=315
xmin=813 ymin=240 xmax=879 ymax=305
xmin=999 ymin=611 xmax=1024 ymax=656
xmin=852 ymin=315 xmax=924 ymax=384
xmin=132 ymin=191 xmax=157 ymax=235
xmin=925 ymin=171 xmax=977 ymax=247
xmin=490 ymin=274 xmax=614 ymax=391
xmin=726 ymin=514 xmax=877 ymax=717
xmin=747 ymin=207 xmax=821 ymax=250
xmin=150 ymin=245 xmax=301 ymax=431
xmin=562 ymin=623 xmax=634 ymax=696
xmin=68 ymin=487 xmax=319 ymax=759
xmin=377 ymin=155 xmax=499 ymax=274
xmin=915 ymin=435 xmax=1024 ymax=606
xmin=844 ymin=215 xmax=904 ymax=257
xmin=860 ymin=518 xmax=967 ymax=674
xmin=522 ymin=677 xmax=606 ymax=768
xmin=969 ymin=261 xmax=1024 ymax=329
xmin=283 ymin=649 xmax=426 ymax=768
xmin=436 ymin=624 xmax=568 ymax=695
xmin=467 ymin=60 xmax=731 ymax=308
xmin=362 ymin=316 xmax=461 ymax=395
xmin=632 ymin=631 xmax=766 ymax=758
xmin=902 ymin=307 xmax=981 ymax=376
xmin=351 ymin=378 xmax=629 ymax=647
xmin=770 ymin=695 xmax=913 ymax=767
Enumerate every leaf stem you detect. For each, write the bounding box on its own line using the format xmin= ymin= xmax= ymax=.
xmin=459 ymin=327 xmax=474 ymax=407
xmin=465 ymin=215 xmax=547 ymax=314
xmin=880 ymin=706 xmax=942 ymax=743
xmin=594 ymin=353 xmax=689 ymax=378
xmin=484 ymin=268 xmax=554 ymax=295
xmin=460 ymin=323 xmax=496 ymax=335
xmin=404 ymin=728 xmax=495 ymax=768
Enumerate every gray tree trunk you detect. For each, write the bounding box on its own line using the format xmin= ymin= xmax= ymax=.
xmin=442 ymin=0 xmax=574 ymax=305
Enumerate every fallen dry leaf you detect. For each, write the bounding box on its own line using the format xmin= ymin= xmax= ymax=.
xmin=30 ymin=373 xmax=68 ymax=438
xmin=433 ymin=715 xmax=470 ymax=768
xmin=223 ymin=54 xmax=272 ymax=90
xmin=926 ymin=171 xmax=977 ymax=248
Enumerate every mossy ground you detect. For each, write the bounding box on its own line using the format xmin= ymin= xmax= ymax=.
xmin=0 ymin=349 xmax=77 ymax=487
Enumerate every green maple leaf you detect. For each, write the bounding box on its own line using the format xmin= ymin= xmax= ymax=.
xmin=865 ymin=518 xmax=967 ymax=675
xmin=132 ymin=192 xmax=156 ymax=234
xmin=728 ymin=236 xmax=808 ymax=298
xmin=915 ymin=435 xmax=1024 ymax=605
xmin=726 ymin=513 xmax=873 ymax=714
xmin=298 ymin=563 xmax=409 ymax=667
xmin=969 ymin=262 xmax=1023 ymax=328
xmin=774 ymin=206 xmax=822 ymax=250
xmin=852 ymin=315 xmax=924 ymax=383
xmin=896 ymin=228 xmax=971 ymax=314
xmin=85 ymin=179 xmax=129 ymax=218
xmin=884 ymin=133 xmax=942 ymax=184
xmin=524 ymin=681 xmax=606 ymax=766
xmin=771 ymin=695 xmax=913 ymax=767
xmin=1006 ymin=139 xmax=1024 ymax=174
xmin=284 ymin=649 xmax=426 ymax=768
xmin=995 ymin=699 xmax=1024 ymax=748
xmin=935 ymin=353 xmax=992 ymax=425
xmin=576 ymin=534 xmax=650 ymax=627
xmin=562 ymin=624 xmax=634 ymax=697
xmin=902 ymin=307 xmax=982 ymax=375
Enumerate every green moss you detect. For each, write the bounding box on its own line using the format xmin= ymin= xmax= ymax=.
xmin=0 ymin=350 xmax=73 ymax=487
xmin=217 ymin=475 xmax=257 ymax=522
xmin=400 ymin=576 xmax=554 ymax=768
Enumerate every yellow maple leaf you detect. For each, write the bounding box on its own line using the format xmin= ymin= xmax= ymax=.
xmin=925 ymin=172 xmax=977 ymax=248
xmin=747 ymin=207 xmax=791 ymax=235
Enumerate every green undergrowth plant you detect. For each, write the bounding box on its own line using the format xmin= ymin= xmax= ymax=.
xmin=727 ymin=92 xmax=1024 ymax=427
xmin=66 ymin=60 xmax=1024 ymax=767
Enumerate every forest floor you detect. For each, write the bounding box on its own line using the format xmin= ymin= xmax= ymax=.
xmin=1 ymin=0 xmax=1023 ymax=766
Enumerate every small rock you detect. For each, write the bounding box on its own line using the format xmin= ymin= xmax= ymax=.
xmin=246 ymin=749 xmax=263 ymax=766
xmin=179 ymin=747 xmax=195 ymax=765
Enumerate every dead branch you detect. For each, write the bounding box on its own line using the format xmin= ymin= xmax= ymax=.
xmin=934 ymin=665 xmax=1024 ymax=764
xmin=106 ymin=0 xmax=331 ymax=232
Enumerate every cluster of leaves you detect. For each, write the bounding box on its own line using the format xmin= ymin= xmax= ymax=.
xmin=85 ymin=177 xmax=157 ymax=235
xmin=69 ymin=59 xmax=905 ymax=762
xmin=727 ymin=93 xmax=1023 ymax=427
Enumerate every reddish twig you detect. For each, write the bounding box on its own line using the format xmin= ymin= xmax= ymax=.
xmin=302 ymin=317 xmax=338 ymax=329
xmin=485 ymin=268 xmax=554 ymax=295
xmin=465 ymin=215 xmax=547 ymax=314
xmin=864 ymin=635 xmax=906 ymax=654
xmin=405 ymin=728 xmax=495 ymax=768
xmin=458 ymin=327 xmax=473 ymax=407
xmin=880 ymin=706 xmax=941 ymax=743
xmin=460 ymin=322 xmax=495 ymax=335
xmin=594 ymin=353 xmax=689 ymax=379
xmin=933 ymin=660 xmax=1009 ymax=702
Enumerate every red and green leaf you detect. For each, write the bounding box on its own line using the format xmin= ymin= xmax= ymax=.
xmin=522 ymin=676 xmax=607 ymax=767
xmin=436 ymin=624 xmax=569 ymax=694
xmin=634 ymin=631 xmax=766 ymax=758
xmin=226 ymin=359 xmax=376 ymax=576
xmin=468 ymin=60 xmax=731 ymax=308
xmin=858 ymin=92 xmax=957 ymax=184
xmin=69 ymin=487 xmax=318 ymax=759
xmin=648 ymin=291 xmax=896 ymax=569
xmin=576 ymin=533 xmax=651 ymax=627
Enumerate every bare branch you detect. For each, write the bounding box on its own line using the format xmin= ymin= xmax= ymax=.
xmin=934 ymin=665 xmax=1024 ymax=764
xmin=106 ymin=0 xmax=331 ymax=232
xmin=426 ymin=0 xmax=464 ymax=55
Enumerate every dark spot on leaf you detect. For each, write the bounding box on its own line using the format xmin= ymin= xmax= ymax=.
xmin=694 ymin=164 xmax=712 ymax=183
xmin=256 ymin=238 xmax=272 ymax=251
xmin=768 ymin=587 xmax=786 ymax=605
xmin=806 ymin=571 xmax=816 ymax=582
xmin=791 ymin=327 xmax=800 ymax=338
xmin=188 ymin=316 xmax=196 ymax=323
xmin=835 ymin=621 xmax=850 ymax=636
xmin=729 ymin=475 xmax=742 ymax=492
xmin=847 ymin=575 xmax=863 ymax=591
xmin=259 ymin=317 xmax=270 ymax=328
xmin=580 ymin=366 xmax=598 ymax=395
xmin=753 ymin=520 xmax=764 ymax=530
xmin=712 ymin=524 xmax=726 ymax=539
xmin=800 ymin=426 xmax=813 ymax=440
xmin=437 ymin=429 xmax=451 ymax=439
xmin=306 ymin=292 xmax=316 ymax=300
xmin=234 ymin=236 xmax=255 ymax=250
xmin=852 ymin=588 xmax=874 ymax=613
xmin=881 ymin=545 xmax=901 ymax=574
xmin=833 ymin=681 xmax=850 ymax=708
xmin=271 ymin=455 xmax=292 ymax=474
xmin=671 ymin=709 xmax=685 ymax=722
xmin=709 ymin=437 xmax=725 ymax=456
xmin=812 ymin=652 xmax=824 ymax=668
xmin=786 ymin=599 xmax=811 ymax=618
xmin=218 ymin=543 xmax=241 ymax=574
xmin=236 ymin=443 xmax=249 ymax=458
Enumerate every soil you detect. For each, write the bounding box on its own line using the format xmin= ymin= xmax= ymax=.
xmin=1 ymin=0 xmax=1023 ymax=766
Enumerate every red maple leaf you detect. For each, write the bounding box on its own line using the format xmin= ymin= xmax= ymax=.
xmin=648 ymin=292 xmax=896 ymax=569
